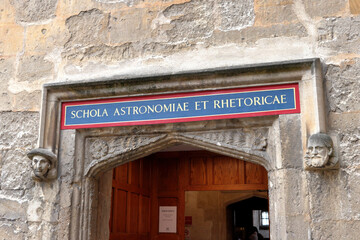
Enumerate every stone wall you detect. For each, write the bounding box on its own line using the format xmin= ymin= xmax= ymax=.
xmin=0 ymin=0 xmax=359 ymax=239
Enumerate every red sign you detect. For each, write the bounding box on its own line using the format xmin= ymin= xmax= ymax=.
xmin=185 ymin=216 xmax=192 ymax=226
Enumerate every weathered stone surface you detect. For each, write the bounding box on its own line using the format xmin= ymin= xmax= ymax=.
xmin=0 ymin=221 xmax=27 ymax=240
xmin=318 ymin=16 xmax=360 ymax=54
xmin=311 ymin=220 xmax=360 ymax=239
xmin=25 ymin=22 xmax=69 ymax=54
xmin=277 ymin=114 xmax=303 ymax=169
xmin=216 ymin=0 xmax=254 ymax=31
xmin=162 ymin=0 xmax=216 ymax=42
xmin=26 ymin=222 xmax=57 ymax=240
xmin=213 ymin=23 xmax=307 ymax=44
xmin=341 ymin=170 xmax=360 ymax=218
xmin=329 ymin=112 xmax=360 ymax=132
xmin=10 ymin=0 xmax=58 ymax=23
xmin=338 ymin=127 xmax=360 ymax=167
xmin=64 ymin=43 xmax=135 ymax=64
xmin=0 ymin=0 xmax=17 ymax=24
xmin=0 ymin=198 xmax=26 ymax=221
xmin=12 ymin=90 xmax=42 ymax=112
xmin=303 ymin=0 xmax=348 ymax=18
xmin=307 ymin=171 xmax=341 ymax=221
xmin=268 ymin=169 xmax=310 ymax=239
xmin=0 ymin=25 xmax=23 ymax=56
xmin=325 ymin=58 xmax=360 ymax=112
xmin=65 ymin=9 xmax=109 ymax=49
xmin=94 ymin=0 xmax=141 ymax=6
xmin=17 ymin=55 xmax=54 ymax=82
xmin=109 ymin=9 xmax=154 ymax=44
xmin=254 ymin=0 xmax=299 ymax=25
xmin=0 ymin=58 xmax=14 ymax=111
xmin=162 ymin=0 xmax=255 ymax=42
xmin=0 ymin=112 xmax=39 ymax=190
xmin=350 ymin=0 xmax=360 ymax=15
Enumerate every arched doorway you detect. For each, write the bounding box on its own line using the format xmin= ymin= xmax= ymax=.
xmin=109 ymin=149 xmax=268 ymax=240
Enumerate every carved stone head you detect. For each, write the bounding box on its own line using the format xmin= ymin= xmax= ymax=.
xmin=27 ymin=148 xmax=57 ymax=181
xmin=304 ymin=133 xmax=337 ymax=170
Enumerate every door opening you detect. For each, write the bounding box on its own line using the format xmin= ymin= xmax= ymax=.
xmin=227 ymin=196 xmax=269 ymax=240
xmin=109 ymin=150 xmax=269 ymax=240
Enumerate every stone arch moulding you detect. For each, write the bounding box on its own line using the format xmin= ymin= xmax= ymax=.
xmin=35 ymin=58 xmax=326 ymax=239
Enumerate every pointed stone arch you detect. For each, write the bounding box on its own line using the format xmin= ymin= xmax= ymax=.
xmin=85 ymin=128 xmax=271 ymax=178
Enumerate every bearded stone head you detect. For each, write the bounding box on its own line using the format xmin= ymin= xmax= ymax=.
xmin=304 ymin=133 xmax=337 ymax=170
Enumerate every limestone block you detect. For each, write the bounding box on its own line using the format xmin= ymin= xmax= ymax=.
xmin=269 ymin=169 xmax=308 ymax=216
xmin=338 ymin=128 xmax=360 ymax=167
xmin=0 ymin=112 xmax=39 ymax=190
xmin=311 ymin=220 xmax=341 ymax=240
xmin=162 ymin=0 xmax=255 ymax=42
xmin=64 ymin=8 xmax=109 ymax=48
xmin=318 ymin=16 xmax=360 ymax=54
xmin=0 ymin=198 xmax=26 ymax=221
xmin=277 ymin=114 xmax=303 ymax=169
xmin=25 ymin=21 xmax=69 ymax=54
xmin=0 ymin=0 xmax=17 ymax=24
xmin=10 ymin=0 xmax=58 ymax=23
xmin=0 ymin=221 xmax=27 ymax=240
xmin=12 ymin=90 xmax=42 ymax=111
xmin=216 ymin=0 xmax=254 ymax=31
xmin=0 ymin=58 xmax=14 ymax=111
xmin=338 ymin=170 xmax=360 ymax=219
xmin=26 ymin=222 xmax=57 ymax=240
xmin=303 ymin=0 xmax=348 ymax=18
xmin=213 ymin=23 xmax=307 ymax=44
xmin=329 ymin=112 xmax=360 ymax=132
xmin=268 ymin=169 xmax=310 ymax=239
xmin=284 ymin=215 xmax=310 ymax=240
xmin=17 ymin=55 xmax=54 ymax=82
xmin=93 ymin=0 xmax=141 ymax=6
xmin=64 ymin=43 xmax=135 ymax=64
xmin=254 ymin=0 xmax=299 ymax=26
xmin=350 ymin=0 xmax=360 ymax=15
xmin=339 ymin=220 xmax=360 ymax=239
xmin=306 ymin=171 xmax=341 ymax=221
xmin=0 ymin=149 xmax=34 ymax=190
xmin=0 ymin=25 xmax=24 ymax=57
xmin=325 ymin=58 xmax=360 ymax=113
xmin=109 ymin=9 xmax=154 ymax=44
xmin=162 ymin=0 xmax=216 ymax=42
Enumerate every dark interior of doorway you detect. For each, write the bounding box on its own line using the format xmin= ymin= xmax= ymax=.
xmin=228 ymin=197 xmax=269 ymax=240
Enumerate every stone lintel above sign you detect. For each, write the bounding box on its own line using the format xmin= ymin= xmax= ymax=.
xmin=61 ymin=83 xmax=300 ymax=130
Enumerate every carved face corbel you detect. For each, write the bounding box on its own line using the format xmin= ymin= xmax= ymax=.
xmin=304 ymin=133 xmax=338 ymax=170
xmin=27 ymin=148 xmax=57 ymax=181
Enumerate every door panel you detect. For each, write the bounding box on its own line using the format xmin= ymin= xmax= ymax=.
xmin=110 ymin=158 xmax=150 ymax=240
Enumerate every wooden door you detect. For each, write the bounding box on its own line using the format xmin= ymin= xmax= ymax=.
xmin=109 ymin=158 xmax=151 ymax=240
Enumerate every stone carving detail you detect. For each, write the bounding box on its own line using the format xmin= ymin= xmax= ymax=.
xmin=251 ymin=132 xmax=268 ymax=151
xmin=86 ymin=134 xmax=167 ymax=162
xmin=304 ymin=133 xmax=338 ymax=170
xmin=90 ymin=139 xmax=109 ymax=159
xmin=180 ymin=128 xmax=269 ymax=152
xmin=27 ymin=148 xmax=57 ymax=181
